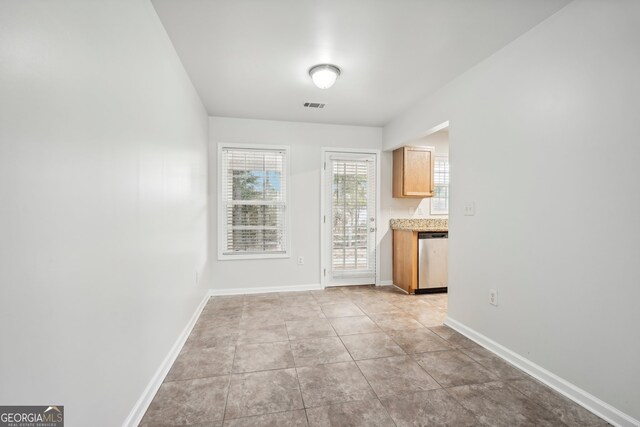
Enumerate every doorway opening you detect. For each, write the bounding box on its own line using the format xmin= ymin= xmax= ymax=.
xmin=388 ymin=121 xmax=449 ymax=320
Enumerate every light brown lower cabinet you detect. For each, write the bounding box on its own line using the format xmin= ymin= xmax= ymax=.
xmin=392 ymin=229 xmax=419 ymax=294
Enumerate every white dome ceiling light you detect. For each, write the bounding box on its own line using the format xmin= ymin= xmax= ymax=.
xmin=309 ymin=64 xmax=341 ymax=89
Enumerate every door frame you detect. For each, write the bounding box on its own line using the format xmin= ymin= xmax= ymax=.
xmin=320 ymin=147 xmax=381 ymax=288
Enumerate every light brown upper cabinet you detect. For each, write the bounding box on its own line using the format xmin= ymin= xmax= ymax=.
xmin=393 ymin=146 xmax=435 ymax=198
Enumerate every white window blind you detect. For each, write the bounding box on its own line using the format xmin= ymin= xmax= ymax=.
xmin=220 ymin=146 xmax=288 ymax=257
xmin=327 ymin=155 xmax=376 ymax=279
xmin=431 ymin=156 xmax=449 ymax=215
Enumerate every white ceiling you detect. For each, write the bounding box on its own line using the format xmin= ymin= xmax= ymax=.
xmin=152 ymin=0 xmax=570 ymax=127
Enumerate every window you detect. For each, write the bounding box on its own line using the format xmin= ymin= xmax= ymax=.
xmin=218 ymin=144 xmax=289 ymax=259
xmin=430 ymin=156 xmax=449 ymax=215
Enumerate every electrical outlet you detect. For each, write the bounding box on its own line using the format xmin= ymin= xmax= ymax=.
xmin=417 ymin=206 xmax=425 ymax=215
xmin=464 ymin=201 xmax=476 ymax=216
xmin=297 ymin=256 xmax=304 ymax=265
xmin=489 ymin=289 xmax=498 ymax=306
xmin=195 ymin=271 xmax=199 ymax=284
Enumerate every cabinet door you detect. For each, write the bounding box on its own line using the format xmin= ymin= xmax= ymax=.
xmin=403 ymin=147 xmax=434 ymax=197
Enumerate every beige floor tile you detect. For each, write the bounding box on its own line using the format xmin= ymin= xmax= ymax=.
xmin=386 ymin=327 xmax=452 ymax=354
xmin=201 ymin=305 xmax=244 ymax=318
xmin=281 ymin=304 xmax=326 ymax=321
xmin=279 ymin=294 xmax=320 ymax=307
xmin=356 ymin=355 xmax=440 ymax=398
xmin=237 ymin=323 xmax=289 ymax=344
xmin=194 ymin=313 xmax=242 ymax=330
xmin=185 ymin=326 xmax=239 ymax=350
xmin=223 ymin=409 xmax=308 ymax=426
xmin=243 ymin=294 xmax=281 ymax=304
xmin=239 ymin=314 xmax=285 ymax=328
xmin=166 ymin=344 xmax=235 ymax=381
xmin=242 ymin=307 xmax=283 ymax=321
xmin=285 ymin=319 xmax=337 ymax=341
xmin=340 ymin=332 xmax=405 ymax=360
xmin=328 ymin=316 xmax=381 ymax=336
xmin=320 ymin=302 xmax=365 ymax=318
xmin=140 ymin=376 xmax=230 ymax=426
xmin=297 ymin=361 xmax=376 ymax=408
xmin=446 ymin=381 xmax=560 ymax=426
xmin=461 ymin=347 xmax=528 ymax=381
xmin=509 ymin=378 xmax=609 ymax=427
xmin=381 ymin=389 xmax=477 ymax=427
xmin=354 ymin=300 xmax=399 ymax=315
xmin=429 ymin=325 xmax=481 ymax=350
xmin=311 ymin=292 xmax=352 ymax=305
xmin=233 ymin=341 xmax=294 ymax=373
xmin=412 ymin=309 xmax=447 ymax=327
xmin=413 ymin=350 xmax=496 ymax=387
xmin=306 ymin=399 xmax=395 ymax=427
xmin=206 ymin=296 xmax=245 ymax=310
xmin=224 ymin=369 xmax=304 ymax=419
xmin=369 ymin=312 xmax=424 ymax=331
xmin=291 ymin=337 xmax=352 ymax=367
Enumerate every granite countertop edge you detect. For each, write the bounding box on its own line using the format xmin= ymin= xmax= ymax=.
xmin=389 ymin=218 xmax=448 ymax=231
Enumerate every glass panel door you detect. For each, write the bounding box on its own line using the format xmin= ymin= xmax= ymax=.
xmin=324 ymin=151 xmax=376 ymax=286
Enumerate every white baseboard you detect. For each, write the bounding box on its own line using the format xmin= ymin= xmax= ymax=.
xmin=444 ymin=317 xmax=639 ymax=427
xmin=209 ymin=283 xmax=323 ymax=296
xmin=122 ymin=291 xmax=211 ymax=427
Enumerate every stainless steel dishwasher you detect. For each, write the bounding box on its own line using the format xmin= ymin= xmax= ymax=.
xmin=417 ymin=231 xmax=448 ymax=294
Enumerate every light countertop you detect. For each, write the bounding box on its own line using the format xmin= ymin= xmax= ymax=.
xmin=390 ymin=218 xmax=448 ymax=231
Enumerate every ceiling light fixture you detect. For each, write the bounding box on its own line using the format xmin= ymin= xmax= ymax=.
xmin=309 ymin=64 xmax=341 ymax=89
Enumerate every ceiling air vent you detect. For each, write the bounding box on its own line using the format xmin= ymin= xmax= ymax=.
xmin=303 ymin=102 xmax=325 ymax=109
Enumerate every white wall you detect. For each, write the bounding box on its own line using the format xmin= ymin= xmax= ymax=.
xmin=384 ymin=0 xmax=640 ymax=423
xmin=0 ymin=1 xmax=209 ymax=426
xmin=209 ymin=117 xmax=381 ymax=290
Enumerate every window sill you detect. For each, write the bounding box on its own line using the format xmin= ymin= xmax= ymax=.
xmin=218 ymin=252 xmax=290 ymax=261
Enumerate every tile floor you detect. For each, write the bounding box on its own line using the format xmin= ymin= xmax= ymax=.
xmin=140 ymin=285 xmax=609 ymax=426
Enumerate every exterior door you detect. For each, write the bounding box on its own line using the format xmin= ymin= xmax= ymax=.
xmin=323 ymin=151 xmax=377 ymax=286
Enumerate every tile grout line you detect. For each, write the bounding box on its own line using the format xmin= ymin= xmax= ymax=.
xmin=330 ymin=312 xmax=400 ymax=427
xmin=284 ymin=316 xmax=309 ymax=423
xmin=223 ymin=407 xmax=307 ymax=424
xmin=354 ymin=299 xmax=456 ymax=419
xmin=220 ymin=320 xmax=240 ymax=423
xmin=438 ymin=385 xmax=486 ymax=427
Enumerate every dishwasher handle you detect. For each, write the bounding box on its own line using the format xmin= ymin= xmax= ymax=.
xmin=418 ymin=232 xmax=448 ymax=239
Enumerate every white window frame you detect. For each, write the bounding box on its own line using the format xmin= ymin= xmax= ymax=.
xmin=430 ymin=155 xmax=449 ymax=215
xmin=217 ymin=143 xmax=291 ymax=260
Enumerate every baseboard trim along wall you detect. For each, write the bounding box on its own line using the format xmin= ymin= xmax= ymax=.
xmin=123 ymin=292 xmax=210 ymax=427
xmin=209 ymin=283 xmax=323 ymax=296
xmin=444 ymin=317 xmax=639 ymax=427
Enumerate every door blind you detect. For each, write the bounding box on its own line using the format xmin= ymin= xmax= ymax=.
xmin=221 ymin=147 xmax=287 ymax=255
xmin=328 ymin=157 xmax=376 ymax=277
